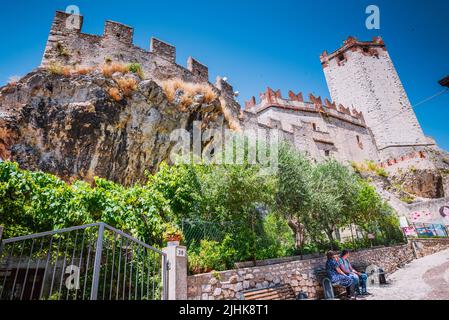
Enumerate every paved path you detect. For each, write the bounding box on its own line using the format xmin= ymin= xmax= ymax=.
xmin=365 ymin=248 xmax=449 ymax=300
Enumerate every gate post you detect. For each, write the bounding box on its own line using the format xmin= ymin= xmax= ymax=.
xmin=90 ymin=222 xmax=105 ymax=300
xmin=162 ymin=244 xmax=187 ymax=300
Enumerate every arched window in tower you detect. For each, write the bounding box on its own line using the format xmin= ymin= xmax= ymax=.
xmin=337 ymin=53 xmax=346 ymax=65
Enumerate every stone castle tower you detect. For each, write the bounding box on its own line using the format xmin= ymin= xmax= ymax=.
xmin=320 ymin=36 xmax=433 ymax=160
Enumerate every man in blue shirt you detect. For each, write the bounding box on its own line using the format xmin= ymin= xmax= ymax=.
xmin=325 ymin=251 xmax=355 ymax=299
xmin=338 ymin=249 xmax=369 ymax=296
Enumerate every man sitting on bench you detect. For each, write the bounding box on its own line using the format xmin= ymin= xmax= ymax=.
xmin=326 ymin=251 xmax=355 ymax=299
xmin=339 ymin=249 xmax=369 ymax=296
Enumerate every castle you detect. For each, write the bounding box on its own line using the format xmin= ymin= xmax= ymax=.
xmin=42 ymin=11 xmax=437 ymax=169
xmin=0 ymin=11 xmax=449 ymax=228
xmin=243 ymin=36 xmax=436 ymax=167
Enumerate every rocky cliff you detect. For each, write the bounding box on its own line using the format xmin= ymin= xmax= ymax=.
xmin=0 ymin=68 xmax=231 ymax=185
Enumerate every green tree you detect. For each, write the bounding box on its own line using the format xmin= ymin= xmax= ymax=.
xmin=352 ymin=179 xmax=383 ymax=234
xmin=275 ymin=144 xmax=312 ymax=252
xmin=307 ymin=158 xmax=359 ymax=247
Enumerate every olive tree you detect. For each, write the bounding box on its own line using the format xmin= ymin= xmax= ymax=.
xmin=307 ymin=159 xmax=359 ymax=246
xmin=275 ymin=144 xmax=312 ymax=252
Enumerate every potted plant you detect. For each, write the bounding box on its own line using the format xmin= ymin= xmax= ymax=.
xmin=163 ymin=224 xmax=184 ymax=246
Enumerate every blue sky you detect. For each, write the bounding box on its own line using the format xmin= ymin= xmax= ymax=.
xmin=1 ymin=0 xmax=448 ymax=150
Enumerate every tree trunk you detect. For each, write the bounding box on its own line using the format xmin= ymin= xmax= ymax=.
xmin=287 ymin=219 xmax=304 ymax=253
xmin=326 ymin=229 xmax=335 ymax=249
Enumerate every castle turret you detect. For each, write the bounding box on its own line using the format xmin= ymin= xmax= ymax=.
xmin=320 ymin=36 xmax=432 ymax=159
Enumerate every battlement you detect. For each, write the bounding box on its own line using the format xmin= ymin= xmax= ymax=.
xmin=150 ymin=38 xmax=176 ymax=63
xmin=378 ymin=151 xmax=427 ymax=168
xmin=50 ymin=10 xmax=84 ymax=33
xmin=244 ymin=87 xmax=366 ymax=126
xmin=320 ymin=36 xmax=386 ymax=68
xmin=104 ymin=20 xmax=133 ymax=45
xmin=188 ymin=57 xmax=208 ymax=82
xmin=42 ymin=11 xmax=222 ymax=89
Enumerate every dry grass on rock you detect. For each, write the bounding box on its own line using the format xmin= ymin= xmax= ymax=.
xmin=161 ymin=78 xmax=217 ymax=110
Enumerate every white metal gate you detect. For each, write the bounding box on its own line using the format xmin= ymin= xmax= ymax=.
xmin=0 ymin=223 xmax=168 ymax=300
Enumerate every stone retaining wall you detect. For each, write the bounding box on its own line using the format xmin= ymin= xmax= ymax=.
xmin=412 ymin=238 xmax=449 ymax=258
xmin=187 ymin=238 xmax=449 ymax=300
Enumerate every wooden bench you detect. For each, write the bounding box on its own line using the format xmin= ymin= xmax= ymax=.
xmin=242 ymin=284 xmax=296 ymax=300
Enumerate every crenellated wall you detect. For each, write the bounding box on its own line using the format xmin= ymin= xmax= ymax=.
xmin=244 ymin=87 xmax=366 ymax=126
xmin=42 ymin=11 xmax=219 ymax=89
xmin=242 ymin=87 xmax=379 ymax=163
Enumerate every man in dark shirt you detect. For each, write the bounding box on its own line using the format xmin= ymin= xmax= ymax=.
xmin=339 ymin=249 xmax=369 ymax=296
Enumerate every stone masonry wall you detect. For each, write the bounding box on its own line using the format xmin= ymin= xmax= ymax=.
xmin=187 ymin=238 xmax=449 ymax=300
xmin=249 ymin=106 xmax=379 ymax=163
xmin=40 ymin=11 xmax=241 ymax=123
xmin=411 ymin=238 xmax=449 ymax=258
xmin=41 ymin=11 xmax=238 ymax=104
xmin=43 ymin=12 xmax=208 ymax=84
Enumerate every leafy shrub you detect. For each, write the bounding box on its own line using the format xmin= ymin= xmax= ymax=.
xmin=351 ymin=160 xmax=388 ymax=177
xmin=127 ymin=63 xmax=144 ymax=79
xmin=0 ymin=161 xmax=168 ymax=243
xmin=188 ymin=236 xmax=236 ymax=274
xmin=55 ymin=42 xmax=70 ymax=58
xmin=400 ymin=195 xmax=415 ymax=204
xmin=255 ymin=212 xmax=295 ymax=260
xmin=1 ymin=148 xmax=404 ymax=274
xmin=375 ymin=167 xmax=388 ymax=177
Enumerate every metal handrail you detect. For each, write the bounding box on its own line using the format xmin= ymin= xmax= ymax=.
xmin=2 ymin=223 xmax=168 ymax=256
xmin=103 ymin=224 xmax=166 ymax=256
xmin=1 ymin=223 xmax=102 ymax=244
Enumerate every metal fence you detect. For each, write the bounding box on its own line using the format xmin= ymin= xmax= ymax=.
xmin=0 ymin=222 xmax=168 ymax=300
xmin=181 ymin=219 xmax=234 ymax=249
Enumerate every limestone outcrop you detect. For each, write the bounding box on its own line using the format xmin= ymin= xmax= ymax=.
xmin=0 ymin=68 xmax=229 ymax=185
xmin=391 ymin=168 xmax=444 ymax=199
